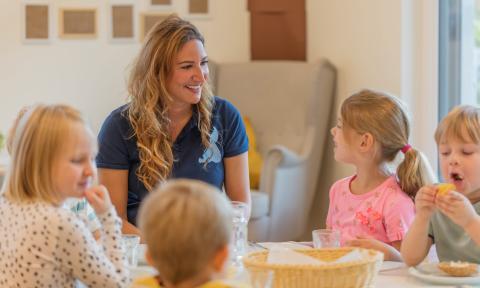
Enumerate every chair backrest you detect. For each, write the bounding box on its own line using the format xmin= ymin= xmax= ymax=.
xmin=209 ymin=60 xmax=336 ymax=240
xmin=210 ymin=61 xmax=317 ymax=154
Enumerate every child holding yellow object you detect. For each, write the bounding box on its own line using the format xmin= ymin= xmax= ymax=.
xmin=402 ymin=105 xmax=480 ymax=265
xmin=134 ymin=179 xmax=239 ymax=288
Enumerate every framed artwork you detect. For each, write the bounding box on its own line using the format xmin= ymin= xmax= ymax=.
xmin=22 ymin=3 xmax=50 ymax=43
xmin=186 ymin=0 xmax=210 ymax=19
xmin=149 ymin=0 xmax=172 ymax=10
xmin=151 ymin=0 xmax=171 ymax=6
xmin=59 ymin=8 xmax=97 ymax=39
xmin=109 ymin=4 xmax=136 ymax=42
xmin=140 ymin=13 xmax=169 ymax=41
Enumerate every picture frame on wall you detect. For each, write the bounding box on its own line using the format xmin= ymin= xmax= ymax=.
xmin=22 ymin=2 xmax=51 ymax=43
xmin=59 ymin=8 xmax=97 ymax=39
xmin=149 ymin=0 xmax=172 ymax=10
xmin=140 ymin=12 xmax=169 ymax=42
xmin=186 ymin=0 xmax=210 ymax=19
xmin=109 ymin=3 xmax=136 ymax=42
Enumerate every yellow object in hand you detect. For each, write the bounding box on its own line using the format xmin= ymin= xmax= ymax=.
xmin=437 ymin=183 xmax=456 ymax=196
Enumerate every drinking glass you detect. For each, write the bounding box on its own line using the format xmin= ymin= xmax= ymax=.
xmin=312 ymin=229 xmax=340 ymax=248
xmin=249 ymin=268 xmax=274 ymax=288
xmin=231 ymin=201 xmax=249 ymax=265
xmin=122 ymin=234 xmax=140 ymax=267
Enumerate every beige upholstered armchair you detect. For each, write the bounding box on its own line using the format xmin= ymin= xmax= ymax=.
xmin=209 ymin=60 xmax=336 ymax=242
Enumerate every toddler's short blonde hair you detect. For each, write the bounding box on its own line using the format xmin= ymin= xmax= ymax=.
xmin=435 ymin=105 xmax=480 ymax=144
xmin=138 ymin=179 xmax=233 ymax=285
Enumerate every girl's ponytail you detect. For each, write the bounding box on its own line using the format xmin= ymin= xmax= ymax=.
xmin=397 ymin=147 xmax=436 ymax=199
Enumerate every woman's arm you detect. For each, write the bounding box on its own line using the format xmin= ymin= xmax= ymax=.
xmin=98 ymin=168 xmax=141 ymax=236
xmin=224 ymin=152 xmax=251 ymax=216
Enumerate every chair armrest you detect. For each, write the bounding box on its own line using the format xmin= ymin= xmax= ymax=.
xmin=258 ymin=146 xmax=309 ymax=241
xmin=265 ymin=145 xmax=305 ymax=168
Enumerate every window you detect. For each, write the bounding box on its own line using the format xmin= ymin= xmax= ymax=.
xmin=439 ymin=0 xmax=480 ymax=118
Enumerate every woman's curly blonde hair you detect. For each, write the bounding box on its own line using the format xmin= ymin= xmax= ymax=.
xmin=127 ymin=15 xmax=214 ymax=191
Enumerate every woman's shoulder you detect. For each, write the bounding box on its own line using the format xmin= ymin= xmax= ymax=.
xmin=99 ymin=104 xmax=132 ymax=137
xmin=105 ymin=104 xmax=130 ymax=123
xmin=212 ymin=96 xmax=240 ymax=115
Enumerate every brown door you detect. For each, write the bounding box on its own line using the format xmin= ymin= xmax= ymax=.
xmin=249 ymin=0 xmax=306 ymax=61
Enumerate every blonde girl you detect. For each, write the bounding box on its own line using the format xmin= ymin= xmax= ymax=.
xmin=326 ymin=89 xmax=435 ymax=261
xmin=97 ymin=15 xmax=250 ymax=236
xmin=0 ymin=104 xmax=130 ymax=287
xmin=6 ymin=106 xmax=102 ymax=241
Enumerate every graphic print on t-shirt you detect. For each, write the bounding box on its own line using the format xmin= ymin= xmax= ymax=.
xmin=199 ymin=127 xmax=221 ymax=165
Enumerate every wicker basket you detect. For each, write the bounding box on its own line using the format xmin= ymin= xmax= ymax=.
xmin=243 ymin=247 xmax=383 ymax=288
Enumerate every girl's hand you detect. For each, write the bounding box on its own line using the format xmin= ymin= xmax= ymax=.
xmin=346 ymin=237 xmax=384 ymax=251
xmin=346 ymin=237 xmax=401 ymax=261
xmin=436 ymin=190 xmax=480 ymax=229
xmin=415 ymin=185 xmax=437 ymax=218
xmin=84 ymin=185 xmax=113 ymax=215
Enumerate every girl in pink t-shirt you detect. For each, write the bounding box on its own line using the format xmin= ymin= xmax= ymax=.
xmin=326 ymin=89 xmax=436 ymax=261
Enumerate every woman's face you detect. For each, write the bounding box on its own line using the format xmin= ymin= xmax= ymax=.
xmin=166 ymin=39 xmax=209 ymax=107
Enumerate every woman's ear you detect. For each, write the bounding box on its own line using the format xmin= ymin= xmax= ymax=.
xmin=212 ymin=244 xmax=229 ymax=272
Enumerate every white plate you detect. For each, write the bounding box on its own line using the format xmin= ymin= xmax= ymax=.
xmin=408 ymin=263 xmax=480 ymax=285
xmin=380 ymin=261 xmax=405 ymax=272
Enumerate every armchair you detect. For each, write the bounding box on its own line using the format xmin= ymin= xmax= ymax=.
xmin=209 ymin=60 xmax=336 ymax=242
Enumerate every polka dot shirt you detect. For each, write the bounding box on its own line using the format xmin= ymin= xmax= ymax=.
xmin=0 ymin=196 xmax=131 ymax=287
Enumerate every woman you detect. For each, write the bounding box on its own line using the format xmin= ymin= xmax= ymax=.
xmin=96 ymin=15 xmax=251 ymax=235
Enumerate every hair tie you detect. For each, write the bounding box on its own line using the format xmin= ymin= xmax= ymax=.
xmin=401 ymin=144 xmax=412 ymax=154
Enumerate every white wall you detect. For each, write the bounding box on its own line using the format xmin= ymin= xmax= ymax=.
xmin=1 ymin=0 xmax=439 ymax=238
xmin=0 ymin=0 xmax=249 ymax=135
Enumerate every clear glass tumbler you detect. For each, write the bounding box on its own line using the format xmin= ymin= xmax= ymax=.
xmin=312 ymin=229 xmax=340 ymax=248
xmin=122 ymin=234 xmax=140 ymax=267
xmin=231 ymin=201 xmax=249 ymax=266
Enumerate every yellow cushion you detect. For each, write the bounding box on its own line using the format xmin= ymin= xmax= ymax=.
xmin=244 ymin=116 xmax=263 ymax=190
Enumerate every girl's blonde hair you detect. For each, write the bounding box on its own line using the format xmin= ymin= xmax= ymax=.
xmin=3 ymin=104 xmax=88 ymax=205
xmin=434 ymin=105 xmax=480 ymax=145
xmin=127 ymin=14 xmax=214 ymax=191
xmin=138 ymin=179 xmax=232 ymax=285
xmin=341 ymin=89 xmax=435 ymax=199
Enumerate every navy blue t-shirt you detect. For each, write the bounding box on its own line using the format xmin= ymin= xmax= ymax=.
xmin=96 ymin=96 xmax=248 ymax=225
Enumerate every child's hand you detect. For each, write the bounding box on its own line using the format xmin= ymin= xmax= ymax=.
xmin=415 ymin=185 xmax=437 ymax=218
xmin=346 ymin=237 xmax=401 ymax=261
xmin=84 ymin=185 xmax=113 ymax=215
xmin=346 ymin=237 xmax=384 ymax=251
xmin=436 ymin=190 xmax=480 ymax=229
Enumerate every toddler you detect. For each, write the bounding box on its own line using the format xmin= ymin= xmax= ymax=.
xmin=326 ymin=89 xmax=435 ymax=261
xmin=402 ymin=105 xmax=480 ymax=265
xmin=6 ymin=106 xmax=101 ymax=240
xmin=134 ymin=179 xmax=234 ymax=288
xmin=0 ymin=104 xmax=130 ymax=287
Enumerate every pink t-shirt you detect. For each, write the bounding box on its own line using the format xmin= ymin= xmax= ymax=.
xmin=326 ymin=175 xmax=415 ymax=246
